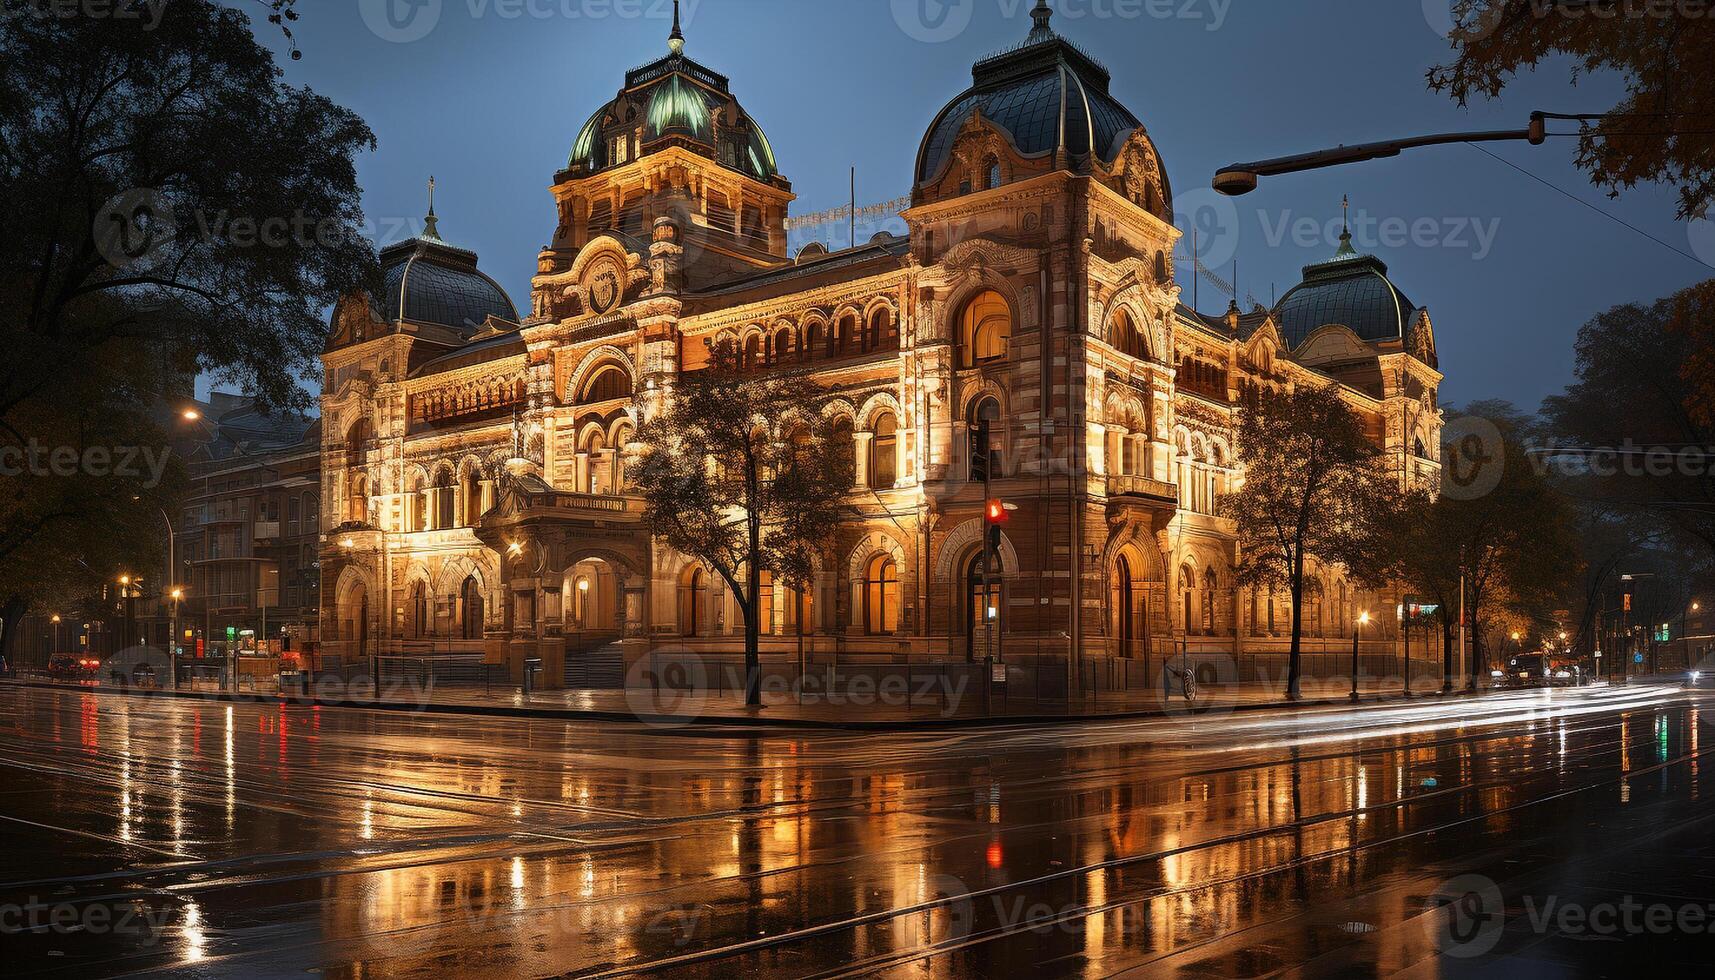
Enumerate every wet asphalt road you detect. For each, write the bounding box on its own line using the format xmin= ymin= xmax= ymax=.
xmin=2 ymin=684 xmax=1713 ymax=978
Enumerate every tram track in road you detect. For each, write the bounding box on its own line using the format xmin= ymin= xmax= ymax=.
xmin=0 ymin=686 xmax=1670 ymax=904
xmin=0 ymin=685 xmax=1698 ymax=978
xmin=564 ymin=698 xmax=1704 ymax=978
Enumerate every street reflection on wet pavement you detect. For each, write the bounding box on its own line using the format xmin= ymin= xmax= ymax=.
xmin=2 ymin=685 xmax=1711 ymax=977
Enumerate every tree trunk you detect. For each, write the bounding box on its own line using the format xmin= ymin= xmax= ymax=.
xmin=1441 ymin=619 xmax=1456 ymax=694
xmin=1286 ymin=566 xmax=1305 ymax=701
xmin=0 ymin=595 xmax=28 ymax=670
xmin=744 ymin=598 xmax=761 ymax=707
xmin=745 ymin=507 xmax=763 ymax=708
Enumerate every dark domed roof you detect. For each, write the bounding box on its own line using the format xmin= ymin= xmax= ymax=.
xmin=377 ymin=221 xmax=518 ymax=336
xmin=916 ymin=2 xmax=1144 ymax=186
xmin=564 ymin=11 xmax=780 ymax=184
xmin=1274 ymin=234 xmax=1418 ymax=349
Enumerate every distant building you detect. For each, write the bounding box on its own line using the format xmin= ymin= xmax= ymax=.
xmin=171 ymin=396 xmax=321 ymax=660
xmin=318 ymin=3 xmax=1444 ymax=687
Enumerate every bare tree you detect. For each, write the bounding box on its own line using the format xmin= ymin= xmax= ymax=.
xmin=629 ymin=339 xmax=854 ymax=707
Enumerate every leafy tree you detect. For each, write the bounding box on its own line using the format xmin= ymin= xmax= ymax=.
xmin=1543 ymin=294 xmax=1715 ymax=555
xmin=1669 ymin=280 xmax=1715 ymax=431
xmin=629 ymin=340 xmax=855 ymax=707
xmin=1428 ymin=0 xmax=1715 ymax=220
xmin=1400 ymin=403 xmax=1582 ymax=689
xmin=0 ymin=1 xmax=374 ymax=630
xmin=1221 ymin=385 xmax=1398 ymax=700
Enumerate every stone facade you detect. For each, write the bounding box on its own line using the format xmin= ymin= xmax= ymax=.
xmin=317 ymin=7 xmax=1444 ymax=688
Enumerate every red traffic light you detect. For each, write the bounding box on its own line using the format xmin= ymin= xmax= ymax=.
xmin=985 ymin=499 xmax=1008 ymax=524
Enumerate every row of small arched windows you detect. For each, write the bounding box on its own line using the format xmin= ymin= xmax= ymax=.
xmin=737 ymin=307 xmax=899 ymax=370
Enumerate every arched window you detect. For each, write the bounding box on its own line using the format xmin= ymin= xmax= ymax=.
xmin=1179 ymin=564 xmax=1196 ymax=634
xmin=409 ymin=580 xmax=430 ymax=639
xmin=1111 ymin=308 xmax=1148 ymax=360
xmin=678 ymin=567 xmax=706 ymax=637
xmin=582 ymin=431 xmax=608 ymax=495
xmin=349 ymin=474 xmax=369 ymax=525
xmin=462 ymin=470 xmax=483 ymax=527
xmin=869 ymin=307 xmax=897 ymax=351
xmin=964 ymin=551 xmax=1002 ymax=659
xmin=581 ymin=366 xmax=632 ymax=403
xmin=869 ymin=413 xmax=898 ymax=489
xmin=1203 ymin=567 xmax=1218 ymax=635
xmin=804 ymin=321 xmax=822 ymax=361
xmin=985 ymin=157 xmax=1002 ymax=190
xmin=959 ymin=290 xmax=1011 ymax=367
xmin=864 ymin=555 xmax=900 ymax=635
xmin=742 ymin=334 xmax=761 ymax=371
xmin=461 ymin=576 xmax=483 ymax=640
xmin=407 ymin=473 xmax=426 ymax=532
xmin=773 ymin=327 xmax=794 ymax=363
xmin=1113 ymin=555 xmax=1138 ymax=658
xmin=969 ymin=396 xmax=1001 ymax=480
xmin=433 ymin=468 xmax=455 ymax=530
xmin=831 ymin=313 xmax=858 ymax=356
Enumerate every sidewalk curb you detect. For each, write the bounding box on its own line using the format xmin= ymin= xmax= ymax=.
xmin=0 ymin=678 xmax=1492 ymax=733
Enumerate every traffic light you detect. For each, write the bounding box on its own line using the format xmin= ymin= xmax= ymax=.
xmin=985 ymin=499 xmax=1007 ymax=525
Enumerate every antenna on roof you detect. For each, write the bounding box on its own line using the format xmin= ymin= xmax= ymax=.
xmin=669 ymin=0 xmax=685 ymax=54
xmin=423 ymin=175 xmax=441 ymax=241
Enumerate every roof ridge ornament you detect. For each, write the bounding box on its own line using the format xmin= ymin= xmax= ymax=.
xmin=669 ymin=0 xmax=684 ymax=54
xmin=423 ymin=175 xmax=442 ymax=241
xmin=1029 ymin=0 xmax=1055 ymax=41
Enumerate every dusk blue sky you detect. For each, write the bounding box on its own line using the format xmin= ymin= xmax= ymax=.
xmin=246 ymin=0 xmax=1714 ymax=412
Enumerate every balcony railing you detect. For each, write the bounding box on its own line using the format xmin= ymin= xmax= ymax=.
xmin=254 ymin=521 xmax=281 ymax=541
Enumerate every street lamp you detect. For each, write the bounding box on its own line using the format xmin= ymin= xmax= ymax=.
xmin=1350 ymin=611 xmax=1371 ymax=702
xmin=169 ymin=588 xmax=184 ymax=689
xmin=1213 ymin=113 xmax=1549 ymax=195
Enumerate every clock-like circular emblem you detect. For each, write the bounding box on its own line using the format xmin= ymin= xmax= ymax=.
xmin=590 ymin=270 xmax=620 ymax=314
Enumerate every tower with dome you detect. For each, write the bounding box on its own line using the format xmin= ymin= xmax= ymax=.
xmin=318 ymin=1 xmax=1444 ymax=692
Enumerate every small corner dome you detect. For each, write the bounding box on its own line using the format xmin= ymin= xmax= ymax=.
xmin=377 ymin=234 xmax=519 ymax=336
xmin=1273 ymin=234 xmax=1418 ymax=350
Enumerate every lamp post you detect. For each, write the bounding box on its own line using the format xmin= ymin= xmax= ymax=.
xmin=50 ymin=614 xmax=61 ymax=668
xmin=1350 ymin=611 xmax=1371 ymax=702
xmin=169 ymin=589 xmax=183 ymax=689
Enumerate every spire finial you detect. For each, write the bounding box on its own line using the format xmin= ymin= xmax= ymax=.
xmin=668 ymin=0 xmax=684 ymax=54
xmin=1332 ymin=194 xmax=1357 ymax=257
xmin=1029 ymin=0 xmax=1055 ymax=41
xmin=423 ymin=175 xmax=441 ymax=241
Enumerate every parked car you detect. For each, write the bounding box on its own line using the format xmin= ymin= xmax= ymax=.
xmin=48 ymin=653 xmax=100 ymax=681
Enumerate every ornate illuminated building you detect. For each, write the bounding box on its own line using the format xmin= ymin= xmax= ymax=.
xmin=318 ymin=2 xmax=1444 ymax=687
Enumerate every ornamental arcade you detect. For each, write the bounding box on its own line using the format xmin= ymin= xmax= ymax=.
xmin=318 ymin=1 xmax=1444 ymax=688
